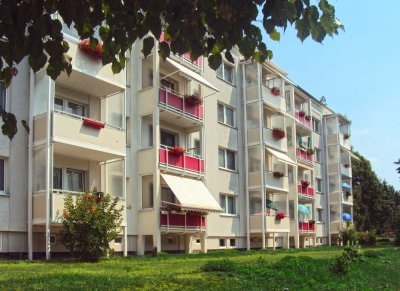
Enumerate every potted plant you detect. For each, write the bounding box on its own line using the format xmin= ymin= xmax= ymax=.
xmin=184 ymin=93 xmax=202 ymax=106
xmin=306 ymin=148 xmax=315 ymax=155
xmin=271 ymin=87 xmax=280 ymax=96
xmin=298 ymin=110 xmax=306 ymax=117
xmin=272 ymin=128 xmax=285 ymax=140
xmin=344 ymin=163 xmax=350 ymax=168
xmin=169 ymin=146 xmax=186 ymax=156
xmin=345 ymin=191 xmax=351 ymax=196
xmin=79 ymin=39 xmax=103 ymax=58
xmin=273 ymin=171 xmax=284 ymax=178
xmin=301 ymin=180 xmax=310 ymax=188
xmin=305 ymin=115 xmax=312 ymax=121
xmin=275 ymin=211 xmax=285 ymax=220
xmin=343 ymin=133 xmax=350 ymax=140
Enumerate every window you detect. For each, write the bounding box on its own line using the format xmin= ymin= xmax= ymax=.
xmin=50 ymin=235 xmax=56 ymax=244
xmin=114 ymin=237 xmax=123 ymax=244
xmin=217 ymin=103 xmax=235 ymax=127
xmin=141 ymin=115 xmax=153 ymax=148
xmin=0 ymin=81 xmax=6 ymax=110
xmin=289 ymin=200 xmax=294 ymax=220
xmin=220 ymin=194 xmax=237 ymax=215
xmin=317 ymin=209 xmax=323 ymax=222
xmin=196 ymin=239 xmax=201 ymax=244
xmin=230 ymin=239 xmax=236 ymax=247
xmin=142 ymin=175 xmax=154 ymax=209
xmin=54 ymin=97 xmax=64 ymax=111
xmin=53 ymin=168 xmax=63 ymax=189
xmin=167 ymin=237 xmax=175 ymax=244
xmin=285 ymin=90 xmax=291 ymax=112
xmin=161 ymin=187 xmax=177 ymax=205
xmin=67 ymin=101 xmax=85 ymax=116
xmin=54 ymin=96 xmax=86 ymax=117
xmin=194 ymin=139 xmax=201 ymax=156
xmin=0 ymin=159 xmax=5 ymax=192
xmin=160 ymin=77 xmax=178 ymax=92
xmin=66 ymin=169 xmax=85 ymax=192
xmin=161 ymin=130 xmax=177 ymax=147
xmin=315 ymin=148 xmax=322 ymax=163
xmin=219 ymin=148 xmax=236 ymax=171
xmin=316 ymin=178 xmax=323 ymax=193
xmin=216 ymin=63 xmax=234 ymax=84
xmin=288 ymin=166 xmax=294 ymax=184
xmin=219 ymin=238 xmax=226 ymax=247
xmin=312 ymin=117 xmax=321 ymax=133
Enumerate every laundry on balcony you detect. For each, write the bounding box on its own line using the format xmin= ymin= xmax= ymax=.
xmin=161 ymin=173 xmax=222 ymax=213
xmin=342 ymin=182 xmax=352 ymax=189
xmin=342 ymin=212 xmax=352 ymax=221
xmin=266 ymin=199 xmax=279 ymax=211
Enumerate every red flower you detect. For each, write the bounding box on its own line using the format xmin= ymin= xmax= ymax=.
xmin=184 ymin=94 xmax=202 ymax=106
xmin=79 ymin=39 xmax=103 ymax=58
xmin=272 ymin=128 xmax=285 ymax=140
xmin=169 ymin=146 xmax=186 ymax=156
xmin=301 ymin=180 xmax=310 ymax=188
xmin=275 ymin=211 xmax=286 ymax=220
xmin=271 ymin=87 xmax=280 ymax=96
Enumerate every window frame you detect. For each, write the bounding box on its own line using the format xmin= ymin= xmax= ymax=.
xmin=0 ymin=159 xmax=6 ymax=194
xmin=317 ymin=208 xmax=323 ymax=223
xmin=217 ymin=103 xmax=236 ymax=127
xmin=0 ymin=81 xmax=7 ymax=111
xmin=316 ymin=178 xmax=323 ymax=193
xmin=220 ymin=194 xmax=237 ymax=215
xmin=218 ymin=148 xmax=236 ymax=171
xmin=312 ymin=117 xmax=321 ymax=134
xmin=141 ymin=174 xmax=154 ymax=209
xmin=229 ymin=238 xmax=236 ymax=247
xmin=219 ymin=238 xmax=226 ymax=247
xmin=216 ymin=62 xmax=234 ymax=84
xmin=65 ymin=168 xmax=86 ymax=192
xmin=160 ymin=129 xmax=179 ymax=148
xmin=54 ymin=95 xmax=87 ymax=118
xmin=315 ymin=147 xmax=322 ymax=163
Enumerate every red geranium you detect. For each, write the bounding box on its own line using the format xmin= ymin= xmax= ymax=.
xmin=79 ymin=39 xmax=103 ymax=58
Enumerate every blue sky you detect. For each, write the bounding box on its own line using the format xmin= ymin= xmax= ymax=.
xmin=262 ymin=0 xmax=400 ymax=189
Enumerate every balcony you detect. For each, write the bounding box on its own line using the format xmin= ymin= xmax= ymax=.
xmin=299 ymin=221 xmax=315 ymax=233
xmin=159 ymin=145 xmax=204 ymax=175
xmin=296 ymin=148 xmax=313 ymax=165
xmin=295 ymin=111 xmax=312 ymax=129
xmin=261 ymin=85 xmax=286 ymax=112
xmin=265 ymin=171 xmax=289 ymax=193
xmin=159 ymin=88 xmax=203 ymax=125
xmin=340 ymin=164 xmax=352 ymax=177
xmin=249 ymin=214 xmax=290 ymax=233
xmin=339 ymin=133 xmax=351 ymax=150
xmin=263 ymin=128 xmax=288 ymax=152
xmin=160 ymin=210 xmax=206 ymax=232
xmin=297 ymin=184 xmax=315 ymax=199
xmin=33 ymin=110 xmax=125 ymax=161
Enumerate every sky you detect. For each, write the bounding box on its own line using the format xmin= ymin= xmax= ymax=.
xmin=261 ymin=0 xmax=400 ymax=189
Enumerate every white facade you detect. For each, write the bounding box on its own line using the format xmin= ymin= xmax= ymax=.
xmin=0 ymin=32 xmax=355 ymax=258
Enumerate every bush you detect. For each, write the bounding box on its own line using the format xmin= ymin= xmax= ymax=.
xmin=358 ymin=230 xmax=377 ymax=246
xmin=60 ymin=190 xmax=124 ymax=262
xmin=338 ymin=224 xmax=358 ymax=245
xmin=201 ymin=259 xmax=235 ymax=272
xmin=343 ymin=244 xmax=362 ymax=261
xmin=363 ymin=250 xmax=380 ymax=258
xmin=331 ymin=254 xmax=350 ymax=275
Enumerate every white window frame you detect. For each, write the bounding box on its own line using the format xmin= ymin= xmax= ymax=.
xmin=54 ymin=95 xmax=87 ymax=118
xmin=312 ymin=117 xmax=321 ymax=133
xmin=216 ymin=62 xmax=234 ymax=84
xmin=317 ymin=209 xmax=323 ymax=223
xmin=219 ymin=238 xmax=226 ymax=248
xmin=229 ymin=238 xmax=236 ymax=247
xmin=114 ymin=236 xmax=123 ymax=244
xmin=53 ymin=167 xmax=86 ymax=193
xmin=220 ymin=194 xmax=237 ymax=215
xmin=315 ymin=148 xmax=322 ymax=163
xmin=0 ymin=81 xmax=7 ymax=111
xmin=217 ymin=103 xmax=235 ymax=127
xmin=316 ymin=178 xmax=323 ymax=193
xmin=218 ymin=148 xmax=236 ymax=171
xmin=0 ymin=159 xmax=6 ymax=194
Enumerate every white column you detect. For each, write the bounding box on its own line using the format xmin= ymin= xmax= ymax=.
xmin=200 ymin=232 xmax=207 ymax=254
xmin=185 ymin=234 xmax=193 ymax=254
xmin=28 ymin=70 xmax=34 ymax=261
xmin=137 ymin=235 xmax=145 ymax=256
xmin=272 ymin=233 xmax=276 ymax=250
xmin=122 ymin=158 xmax=128 ymax=257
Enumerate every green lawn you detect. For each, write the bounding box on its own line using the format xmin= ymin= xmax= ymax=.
xmin=0 ymin=247 xmax=399 ymax=290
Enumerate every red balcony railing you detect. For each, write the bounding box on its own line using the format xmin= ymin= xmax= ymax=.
xmin=299 ymin=221 xmax=315 ymax=232
xmin=159 ymin=146 xmax=204 ymax=174
xmin=296 ymin=147 xmax=313 ymax=164
xmin=295 ymin=111 xmax=312 ymax=129
xmin=298 ymin=185 xmax=315 ymax=198
xmin=160 ymin=211 xmax=206 ymax=230
xmin=159 ymin=88 xmax=204 ymax=121
xmin=159 ymin=33 xmax=203 ymax=69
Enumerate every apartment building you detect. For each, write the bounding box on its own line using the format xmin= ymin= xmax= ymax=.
xmin=0 ymin=28 xmax=356 ymax=258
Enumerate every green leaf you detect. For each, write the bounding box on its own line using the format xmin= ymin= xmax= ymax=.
xmin=1 ymin=112 xmax=17 ymax=140
xmin=141 ymin=37 xmax=154 ymax=57
xmin=208 ymin=54 xmax=222 ymax=70
xmin=158 ymin=42 xmax=170 ymax=61
xmin=225 ymin=51 xmax=234 ymax=64
xmin=269 ymin=29 xmax=281 ymax=41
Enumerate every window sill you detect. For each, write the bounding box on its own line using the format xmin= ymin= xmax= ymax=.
xmin=218 ymin=121 xmax=238 ymax=130
xmin=216 ymin=76 xmax=236 ymax=87
xmin=140 ymin=208 xmax=154 ymax=212
xmin=0 ymin=192 xmax=9 ymax=197
xmin=218 ymin=167 xmax=238 ymax=174
xmin=220 ymin=214 xmax=239 ymax=218
xmin=139 ymin=146 xmax=154 ymax=151
xmin=317 ymin=221 xmax=324 ymax=224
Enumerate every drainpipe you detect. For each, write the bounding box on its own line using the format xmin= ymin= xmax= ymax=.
xmin=241 ymin=63 xmax=250 ymax=251
xmin=28 ymin=70 xmax=34 ymax=260
xmin=45 ymin=76 xmax=53 ymax=260
xmin=322 ymin=117 xmax=331 ymax=246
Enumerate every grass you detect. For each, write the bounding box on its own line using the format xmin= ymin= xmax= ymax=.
xmin=0 ymin=247 xmax=399 ymax=290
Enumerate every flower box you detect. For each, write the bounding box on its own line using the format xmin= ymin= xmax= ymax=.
xmin=184 ymin=94 xmax=202 ymax=106
xmin=343 ymin=133 xmax=350 ymax=140
xmin=273 ymin=171 xmax=284 ymax=178
xmin=169 ymin=146 xmax=186 ymax=156
xmin=298 ymin=111 xmax=306 ymax=117
xmin=305 ymin=115 xmax=312 ymax=121
xmin=301 ymin=180 xmax=310 ymax=188
xmin=275 ymin=211 xmax=286 ymax=220
xmin=79 ymin=39 xmax=103 ymax=58
xmin=271 ymin=87 xmax=281 ymax=96
xmin=83 ymin=118 xmax=105 ymax=129
xmin=272 ymin=128 xmax=285 ymax=140
xmin=306 ymin=148 xmax=315 ymax=155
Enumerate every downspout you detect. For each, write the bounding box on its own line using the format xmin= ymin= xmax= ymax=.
xmin=322 ymin=117 xmax=331 ymax=246
xmin=241 ymin=63 xmax=250 ymax=250
xmin=28 ymin=70 xmax=34 ymax=260
xmin=45 ymin=77 xmax=52 ymax=260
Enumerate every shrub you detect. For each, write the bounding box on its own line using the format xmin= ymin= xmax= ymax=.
xmin=338 ymin=224 xmax=358 ymax=245
xmin=201 ymin=259 xmax=235 ymax=272
xmin=60 ymin=190 xmax=124 ymax=262
xmin=358 ymin=230 xmax=377 ymax=246
xmin=343 ymin=244 xmax=362 ymax=261
xmin=331 ymin=254 xmax=350 ymax=275
xmin=363 ymin=250 xmax=380 ymax=258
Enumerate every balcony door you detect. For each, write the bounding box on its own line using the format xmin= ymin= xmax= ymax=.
xmin=161 ymin=130 xmax=178 ymax=148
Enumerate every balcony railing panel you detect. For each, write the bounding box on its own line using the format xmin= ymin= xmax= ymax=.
xmin=262 ymin=85 xmax=286 ymax=112
xmin=299 ymin=221 xmax=315 ymax=232
xmin=296 ymin=147 xmax=313 ymax=164
xmin=160 ymin=211 xmax=206 ymax=231
xmin=159 ymin=88 xmax=204 ymax=121
xmin=297 ymin=185 xmax=315 ymax=198
xmin=263 ymin=128 xmax=288 ymax=152
xmin=159 ymin=146 xmax=204 ymax=174
xmin=295 ymin=111 xmax=312 ymax=129
xmin=265 ymin=171 xmax=289 ymax=192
